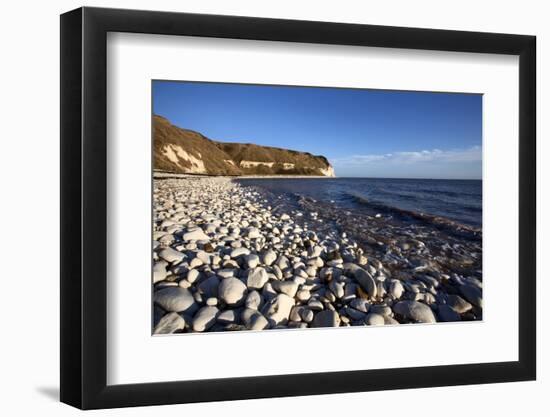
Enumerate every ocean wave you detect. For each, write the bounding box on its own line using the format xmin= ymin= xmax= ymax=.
xmin=235 ymin=177 xmax=481 ymax=230
xmin=345 ymin=191 xmax=481 ymax=232
xmin=373 ymin=186 xmax=481 ymax=205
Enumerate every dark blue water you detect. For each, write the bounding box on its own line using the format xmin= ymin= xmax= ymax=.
xmin=236 ymin=178 xmax=482 ymax=228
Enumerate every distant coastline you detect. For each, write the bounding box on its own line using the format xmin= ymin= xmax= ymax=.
xmin=153 ymin=115 xmax=335 ymax=177
xmin=153 ymin=170 xmax=336 ymax=180
xmin=153 ymin=170 xmax=480 ymax=182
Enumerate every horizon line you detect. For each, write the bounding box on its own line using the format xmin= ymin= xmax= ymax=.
xmin=252 ymin=175 xmax=483 ymax=181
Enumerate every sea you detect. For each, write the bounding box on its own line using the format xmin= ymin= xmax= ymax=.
xmin=236 ymin=177 xmax=482 ymax=229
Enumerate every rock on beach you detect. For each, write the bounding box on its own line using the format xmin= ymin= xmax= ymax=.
xmin=153 ymin=312 xmax=186 ymax=334
xmin=312 ymin=310 xmax=341 ymax=328
xmin=183 ymin=227 xmax=209 ymax=242
xmin=393 ymin=301 xmax=436 ymax=323
xmin=154 ymin=287 xmax=197 ymax=314
xmin=262 ymin=294 xmax=294 ymax=326
xmin=246 ymin=267 xmax=269 ymax=290
xmin=192 ymin=306 xmax=219 ymax=332
xmin=344 ymin=263 xmax=377 ymax=299
xmin=218 ymin=277 xmax=248 ymax=306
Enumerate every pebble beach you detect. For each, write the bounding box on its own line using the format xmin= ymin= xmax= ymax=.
xmin=152 ymin=176 xmax=483 ymax=334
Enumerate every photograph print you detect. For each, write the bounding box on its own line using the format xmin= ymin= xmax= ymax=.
xmin=152 ymin=80 xmax=482 ymax=335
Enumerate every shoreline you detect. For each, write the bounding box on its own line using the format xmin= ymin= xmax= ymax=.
xmin=152 ymin=176 xmax=482 ymax=334
xmin=153 ymin=170 xmax=481 ymax=181
xmin=234 ymin=175 xmax=334 ymax=179
xmin=153 ymin=171 xmax=336 ymax=180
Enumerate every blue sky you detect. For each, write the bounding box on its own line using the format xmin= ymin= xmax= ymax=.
xmin=153 ymin=80 xmax=482 ymax=179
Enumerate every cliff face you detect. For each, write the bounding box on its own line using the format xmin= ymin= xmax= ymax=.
xmin=153 ymin=115 xmax=336 ymax=177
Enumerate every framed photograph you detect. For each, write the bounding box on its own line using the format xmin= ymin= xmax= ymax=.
xmin=60 ymin=6 xmax=536 ymax=409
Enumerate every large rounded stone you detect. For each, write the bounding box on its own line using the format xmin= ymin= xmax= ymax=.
xmin=186 ymin=269 xmax=200 ymax=283
xmin=344 ymin=263 xmax=377 ymax=299
xmin=195 ymin=250 xmax=211 ymax=265
xmin=384 ymin=316 xmax=400 ymax=325
xmin=246 ymin=267 xmax=269 ymax=290
xmin=393 ymin=301 xmax=436 ymax=323
xmin=247 ymin=313 xmax=269 ymax=330
xmin=218 ymin=277 xmax=248 ymax=306
xmin=153 ymin=312 xmax=185 ymax=334
xmin=262 ymin=294 xmax=294 ymax=325
xmin=154 ymin=287 xmax=197 ymax=313
xmin=158 ymin=247 xmax=186 ymax=264
xmin=329 ymin=280 xmax=345 ymax=299
xmin=272 ymin=280 xmax=299 ymax=297
xmin=300 ymin=308 xmax=314 ymax=323
xmin=446 ymin=294 xmax=473 ymax=314
xmin=217 ymin=309 xmax=237 ymax=324
xmin=153 ymin=262 xmax=167 ymax=283
xmin=262 ymin=249 xmax=277 ymax=266
xmin=192 ymin=306 xmax=219 ymax=332
xmin=389 ymin=280 xmax=405 ymax=299
xmin=311 ymin=310 xmax=341 ymax=328
xmin=349 ymin=298 xmax=370 ymax=313
xmin=437 ymin=304 xmax=461 ymax=322
xmin=245 ymin=254 xmax=260 ymax=269
xmin=370 ymin=304 xmax=392 ymax=317
xmin=230 ymin=247 xmax=250 ymax=258
xmin=459 ymin=285 xmax=482 ymax=308
xmin=345 ymin=307 xmax=367 ymax=321
xmin=245 ymin=290 xmax=263 ymax=310
xmin=365 ymin=313 xmax=385 ymax=326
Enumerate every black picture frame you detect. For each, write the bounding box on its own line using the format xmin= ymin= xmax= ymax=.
xmin=60 ymin=6 xmax=536 ymax=410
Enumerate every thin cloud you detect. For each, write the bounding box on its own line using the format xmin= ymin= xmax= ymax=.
xmin=331 ymin=146 xmax=481 ymax=166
